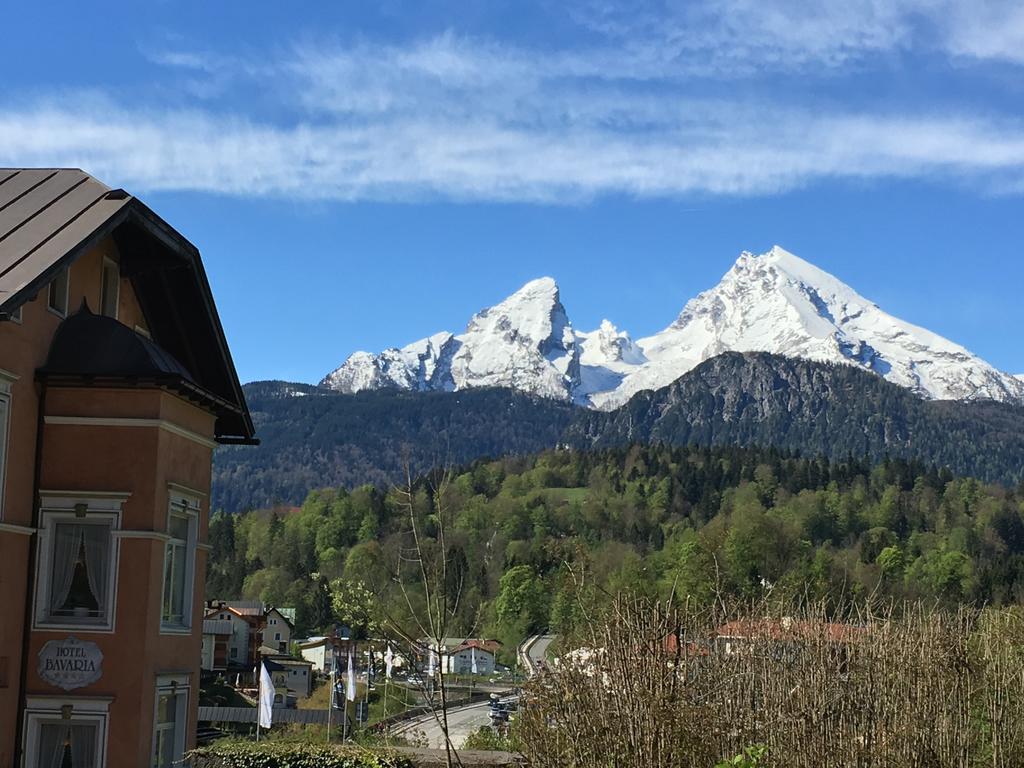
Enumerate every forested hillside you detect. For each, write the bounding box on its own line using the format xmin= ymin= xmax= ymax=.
xmin=207 ymin=445 xmax=1024 ymax=650
xmin=570 ymin=352 xmax=1024 ymax=485
xmin=212 ymin=382 xmax=574 ymax=512
xmin=212 ymin=354 xmax=1024 ymax=511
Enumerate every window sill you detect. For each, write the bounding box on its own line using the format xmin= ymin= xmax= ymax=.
xmin=34 ymin=620 xmax=115 ymax=634
xmin=160 ymin=624 xmax=193 ymax=636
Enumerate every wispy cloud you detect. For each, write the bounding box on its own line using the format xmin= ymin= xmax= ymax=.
xmin=2 ymin=1 xmax=1023 ymax=202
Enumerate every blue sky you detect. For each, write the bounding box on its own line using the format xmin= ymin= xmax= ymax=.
xmin=3 ymin=1 xmax=1023 ymax=382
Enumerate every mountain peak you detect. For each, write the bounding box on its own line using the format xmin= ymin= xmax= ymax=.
xmin=322 ymin=248 xmax=1024 ymax=409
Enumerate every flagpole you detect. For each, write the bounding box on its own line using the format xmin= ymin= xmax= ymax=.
xmin=327 ymin=657 xmax=335 ymax=743
xmin=255 ymin=663 xmax=259 ymax=742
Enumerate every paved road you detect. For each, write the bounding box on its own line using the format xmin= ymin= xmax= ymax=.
xmin=519 ymin=634 xmax=556 ymax=676
xmin=528 ymin=635 xmax=555 ymax=671
xmin=392 ymin=633 xmax=556 ymax=748
xmin=392 ymin=700 xmax=495 ymax=749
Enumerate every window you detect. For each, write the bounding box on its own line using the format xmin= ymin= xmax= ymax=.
xmin=48 ymin=267 xmax=69 ymax=316
xmin=275 ymin=632 xmax=281 ymax=641
xmin=34 ymin=495 xmax=124 ymax=631
xmin=41 ymin=521 xmax=114 ymax=625
xmin=9 ymin=305 xmax=22 ymax=323
xmin=152 ymin=677 xmax=188 ymax=768
xmin=161 ymin=494 xmax=199 ymax=630
xmin=100 ymin=258 xmax=119 ymax=319
xmin=23 ymin=697 xmax=109 ymax=768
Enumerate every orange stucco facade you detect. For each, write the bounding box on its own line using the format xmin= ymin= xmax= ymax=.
xmin=0 ymin=232 xmax=235 ymax=766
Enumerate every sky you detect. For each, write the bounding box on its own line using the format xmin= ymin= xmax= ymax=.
xmin=3 ymin=0 xmax=1023 ymax=383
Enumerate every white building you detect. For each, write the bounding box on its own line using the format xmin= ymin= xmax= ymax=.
xmin=298 ymin=637 xmax=340 ymax=674
xmin=426 ymin=638 xmax=501 ymax=675
xmin=265 ymin=607 xmax=293 ymax=653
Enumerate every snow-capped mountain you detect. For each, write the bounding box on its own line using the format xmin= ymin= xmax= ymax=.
xmin=321 ymin=246 xmax=1024 ymax=409
xmin=321 ymin=277 xmax=580 ymax=401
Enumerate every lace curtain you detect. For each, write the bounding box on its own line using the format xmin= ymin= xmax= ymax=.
xmin=49 ymin=525 xmax=81 ymax=616
xmin=37 ymin=722 xmax=96 ymax=768
xmin=81 ymin=525 xmax=109 ymax=616
xmin=70 ymin=724 xmax=96 ymax=768
xmin=48 ymin=522 xmax=109 ymax=618
xmin=37 ymin=723 xmax=69 ymax=768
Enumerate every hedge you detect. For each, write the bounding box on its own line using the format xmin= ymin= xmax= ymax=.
xmin=187 ymin=742 xmax=416 ymax=768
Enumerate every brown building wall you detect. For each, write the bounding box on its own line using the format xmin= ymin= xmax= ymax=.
xmin=0 ymin=235 xmax=220 ymax=766
xmin=24 ymin=387 xmax=215 ymax=765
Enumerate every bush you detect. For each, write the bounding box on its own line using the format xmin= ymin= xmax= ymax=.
xmin=187 ymin=741 xmax=415 ymax=768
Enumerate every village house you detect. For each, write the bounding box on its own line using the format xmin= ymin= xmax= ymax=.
xmin=297 ymin=636 xmax=341 ymax=675
xmin=258 ymin=654 xmax=314 ymax=700
xmin=0 ymin=168 xmax=255 ymax=767
xmin=200 ymin=619 xmax=233 ymax=673
xmin=264 ymin=606 xmax=293 ymax=653
xmin=203 ymin=600 xmax=296 ymax=673
xmin=425 ymin=638 xmax=502 ymax=675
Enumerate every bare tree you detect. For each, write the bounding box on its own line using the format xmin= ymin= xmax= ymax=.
xmin=518 ymin=593 xmax=1024 ymax=768
xmin=382 ymin=463 xmax=483 ymax=768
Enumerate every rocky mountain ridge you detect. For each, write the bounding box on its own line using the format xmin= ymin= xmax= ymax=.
xmin=321 ymin=246 xmax=1024 ymax=408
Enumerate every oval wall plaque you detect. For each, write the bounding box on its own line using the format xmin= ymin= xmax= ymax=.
xmin=38 ymin=636 xmax=103 ymax=691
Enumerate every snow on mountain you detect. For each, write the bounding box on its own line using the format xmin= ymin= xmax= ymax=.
xmin=322 ymin=246 xmax=1024 ymax=409
xmin=321 ymin=277 xmax=581 ymax=401
xmin=589 ymin=246 xmax=1024 ymax=409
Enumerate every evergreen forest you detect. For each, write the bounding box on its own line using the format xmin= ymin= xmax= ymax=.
xmin=206 ymin=444 xmax=1024 ymax=653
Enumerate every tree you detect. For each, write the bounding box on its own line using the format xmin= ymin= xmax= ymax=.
xmin=329 ymin=579 xmax=383 ymax=640
xmin=496 ymin=565 xmax=547 ymax=631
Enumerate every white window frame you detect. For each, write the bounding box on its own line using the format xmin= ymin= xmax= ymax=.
xmin=47 ymin=267 xmax=70 ymax=317
xmin=22 ymin=695 xmax=111 ymax=768
xmin=160 ymin=490 xmax=200 ymax=633
xmin=100 ymin=257 xmax=120 ymax=320
xmin=151 ymin=674 xmax=190 ymax=768
xmin=33 ymin=493 xmax=126 ymax=633
xmin=0 ymin=371 xmax=13 ymax=521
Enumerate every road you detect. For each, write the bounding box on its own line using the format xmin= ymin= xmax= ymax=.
xmin=519 ymin=633 xmax=556 ymax=676
xmin=391 ymin=700 xmax=495 ymax=749
xmin=392 ymin=634 xmax=556 ymax=748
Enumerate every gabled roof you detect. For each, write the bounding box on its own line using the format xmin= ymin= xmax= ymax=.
xmin=222 ymin=600 xmax=265 ymax=616
xmin=0 ymin=168 xmax=255 ymax=444
xmin=454 ymin=639 xmax=500 ymax=655
xmin=266 ymin=607 xmax=295 ymax=628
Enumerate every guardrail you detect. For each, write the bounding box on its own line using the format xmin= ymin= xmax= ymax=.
xmin=197 ymin=706 xmax=331 ymax=724
xmin=518 ymin=634 xmax=544 ymax=677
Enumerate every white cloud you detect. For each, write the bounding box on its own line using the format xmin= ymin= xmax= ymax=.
xmin=3 ymin=2 xmax=1024 ymax=202
xmin=2 ymin=97 xmax=1023 ymax=202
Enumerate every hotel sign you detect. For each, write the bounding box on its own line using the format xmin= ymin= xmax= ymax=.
xmin=38 ymin=637 xmax=103 ymax=691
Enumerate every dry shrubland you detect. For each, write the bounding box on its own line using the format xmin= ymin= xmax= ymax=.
xmin=516 ymin=597 xmax=1024 ymax=767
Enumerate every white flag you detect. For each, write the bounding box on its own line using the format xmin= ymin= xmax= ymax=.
xmin=384 ymin=646 xmax=394 ymax=680
xmin=427 ymin=648 xmax=436 ymax=677
xmin=346 ymin=648 xmax=357 ymax=702
xmin=258 ymin=662 xmax=274 ymax=729
xmin=471 ymin=646 xmax=478 ymax=675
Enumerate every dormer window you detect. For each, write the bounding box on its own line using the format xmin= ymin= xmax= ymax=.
xmin=100 ymin=258 xmax=119 ymax=319
xmin=48 ymin=267 xmax=69 ymax=316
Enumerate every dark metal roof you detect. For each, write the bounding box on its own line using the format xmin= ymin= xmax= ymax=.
xmin=0 ymin=168 xmax=256 ymax=444
xmin=39 ymin=302 xmax=194 ymax=381
xmin=0 ymin=169 xmax=131 ymax=308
